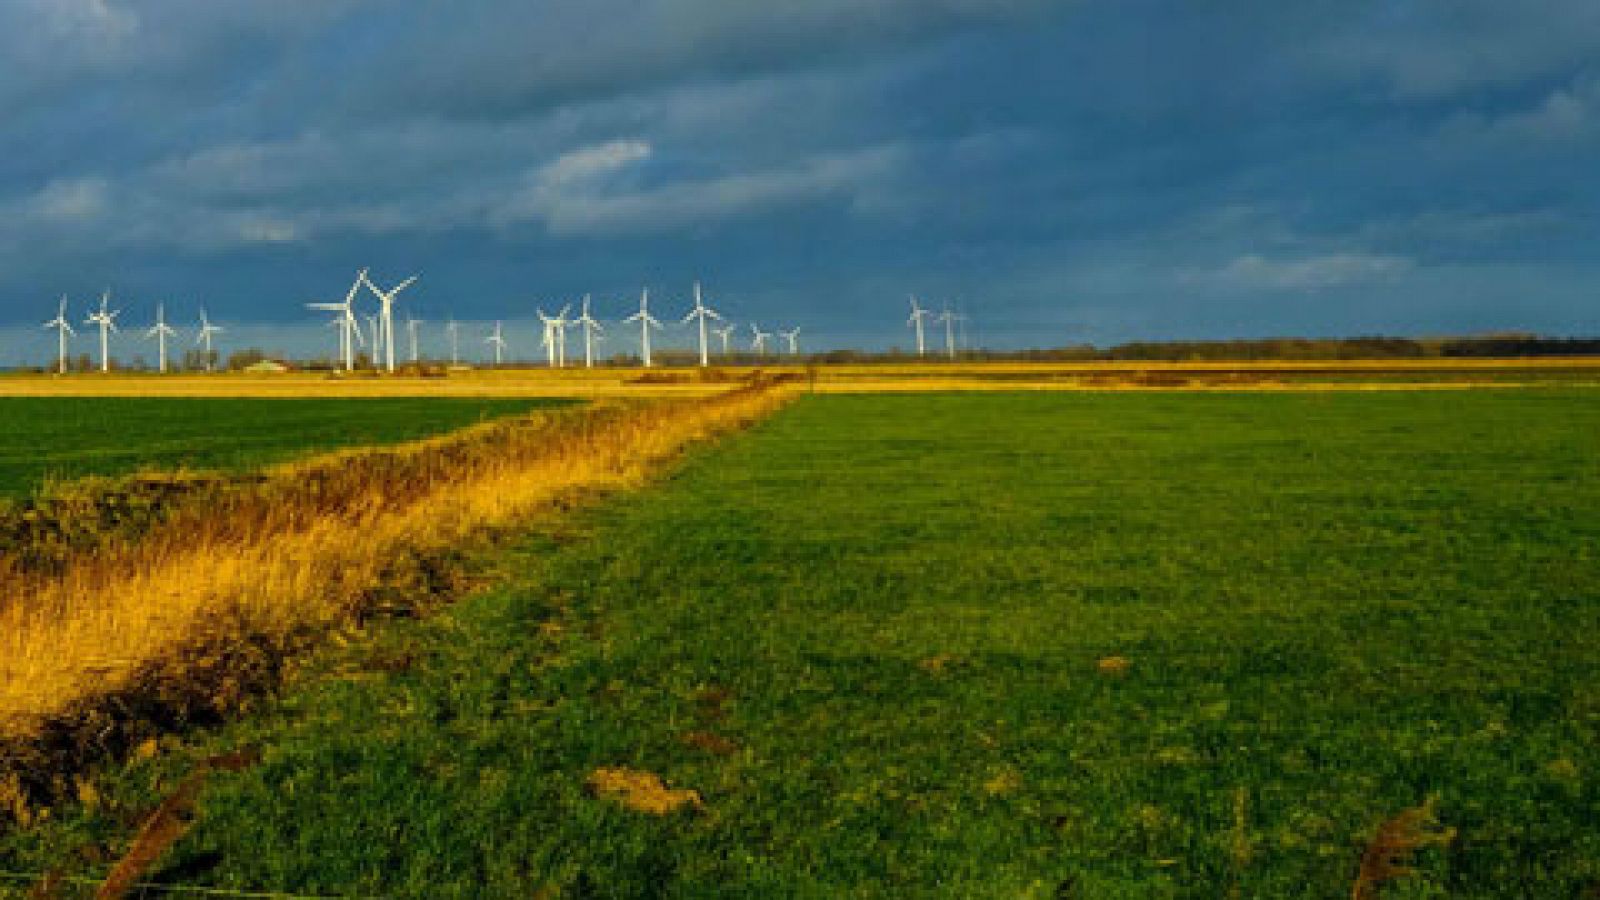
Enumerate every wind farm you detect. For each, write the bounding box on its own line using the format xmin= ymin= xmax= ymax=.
xmin=2 ymin=4 xmax=1599 ymax=899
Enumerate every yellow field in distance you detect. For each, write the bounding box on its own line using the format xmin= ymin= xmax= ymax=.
xmin=2 ymin=356 xmax=1598 ymax=397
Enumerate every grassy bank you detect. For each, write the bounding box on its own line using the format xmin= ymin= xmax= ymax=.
xmin=0 ymin=397 xmax=570 ymax=500
xmin=0 ymin=385 xmax=792 ymax=805
xmin=5 ymin=390 xmax=1598 ymax=896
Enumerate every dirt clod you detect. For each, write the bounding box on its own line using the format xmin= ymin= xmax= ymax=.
xmin=682 ymin=731 xmax=739 ymax=756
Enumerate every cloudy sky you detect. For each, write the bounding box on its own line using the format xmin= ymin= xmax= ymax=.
xmin=3 ymin=1 xmax=1598 ymax=363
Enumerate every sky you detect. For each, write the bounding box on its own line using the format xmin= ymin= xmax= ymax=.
xmin=2 ymin=0 xmax=1598 ymax=364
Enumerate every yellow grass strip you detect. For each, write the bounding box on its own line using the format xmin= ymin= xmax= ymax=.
xmin=0 ymin=384 xmax=794 ymax=748
xmin=0 ymin=370 xmax=733 ymax=399
xmin=7 ymin=357 xmax=1599 ymax=398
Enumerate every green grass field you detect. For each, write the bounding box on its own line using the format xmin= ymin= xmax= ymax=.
xmin=5 ymin=390 xmax=1599 ymax=897
xmin=0 ymin=397 xmax=571 ymax=500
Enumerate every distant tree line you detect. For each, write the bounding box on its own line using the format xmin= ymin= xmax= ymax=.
xmin=818 ymin=334 xmax=1600 ymax=364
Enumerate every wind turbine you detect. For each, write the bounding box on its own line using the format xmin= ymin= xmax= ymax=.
xmin=306 ymin=268 xmax=366 ymax=371
xmin=196 ymin=307 xmax=223 ymax=371
xmin=749 ymin=322 xmax=772 ymax=356
xmin=307 ymin=302 xmax=351 ymax=368
xmin=681 ymin=281 xmax=723 ymax=367
xmin=553 ymin=304 xmax=573 ymax=367
xmin=42 ymin=295 xmax=74 ymax=374
xmin=84 ymin=290 xmax=119 ymax=373
xmin=536 ymin=305 xmax=569 ymax=368
xmin=624 ymin=288 xmax=663 ymax=367
xmin=365 ymin=314 xmax=381 ymax=366
xmin=446 ymin=317 xmax=461 ymax=365
xmin=908 ymin=295 xmax=934 ymax=357
xmin=712 ymin=323 xmax=736 ymax=357
xmin=146 ymin=302 xmax=177 ymax=373
xmin=363 ymin=271 xmax=418 ymax=373
xmin=485 ymin=321 xmax=507 ymax=366
xmin=779 ymin=327 xmax=801 ymax=356
xmin=935 ymin=305 xmax=961 ymax=360
xmin=406 ymin=314 xmax=423 ymax=364
xmin=575 ymin=294 xmax=604 ymax=368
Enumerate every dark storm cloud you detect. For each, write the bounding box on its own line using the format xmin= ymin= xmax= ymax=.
xmin=2 ymin=1 xmax=1598 ymax=364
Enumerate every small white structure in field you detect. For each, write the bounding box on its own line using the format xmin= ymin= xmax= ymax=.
xmin=363 ymin=271 xmax=418 ymax=373
xmin=84 ymin=291 xmax=120 ymax=373
xmin=575 ymin=294 xmax=604 ymax=368
xmin=446 ymin=318 xmax=461 ymax=366
xmin=146 ymin=302 xmax=177 ymax=373
xmin=624 ymin=288 xmax=663 ymax=367
xmin=681 ymin=281 xmax=723 ymax=367
xmin=196 ymin=307 xmax=223 ymax=371
xmin=748 ymin=322 xmax=772 ymax=356
xmin=485 ymin=320 xmax=507 ymax=366
xmin=42 ymin=295 xmax=74 ymax=374
xmin=712 ymin=323 xmax=736 ymax=356
xmin=779 ymin=327 xmax=801 ymax=356
xmin=907 ymin=295 xmax=934 ymax=357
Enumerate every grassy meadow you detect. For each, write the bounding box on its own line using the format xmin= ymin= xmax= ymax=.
xmin=5 ymin=389 xmax=1596 ymax=896
xmin=0 ymin=396 xmax=568 ymax=499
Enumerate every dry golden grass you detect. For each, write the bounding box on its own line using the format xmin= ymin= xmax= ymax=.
xmin=586 ymin=767 xmax=703 ymax=815
xmin=0 ymin=384 xmax=794 ymax=768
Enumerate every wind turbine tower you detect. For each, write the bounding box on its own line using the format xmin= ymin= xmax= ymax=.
xmin=624 ymin=288 xmax=663 ymax=367
xmin=406 ymin=314 xmax=423 ymax=364
xmin=42 ymin=296 xmax=74 ymax=374
xmin=681 ymin=281 xmax=723 ymax=367
xmin=147 ymin=302 xmax=177 ymax=373
xmin=537 ymin=306 xmax=566 ymax=368
xmin=446 ymin=318 xmax=461 ymax=365
xmin=749 ymin=322 xmax=772 ymax=356
xmin=553 ymin=304 xmax=573 ymax=367
xmin=908 ymin=296 xmax=934 ymax=357
xmin=712 ymin=323 xmax=736 ymax=357
xmin=935 ymin=305 xmax=961 ymax=360
xmin=364 ymin=272 xmax=418 ymax=373
xmin=779 ymin=327 xmax=801 ymax=356
xmin=485 ymin=321 xmax=507 ymax=366
xmin=84 ymin=291 xmax=120 ymax=373
xmin=575 ymin=294 xmax=604 ymax=368
xmin=196 ymin=308 xmax=223 ymax=371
